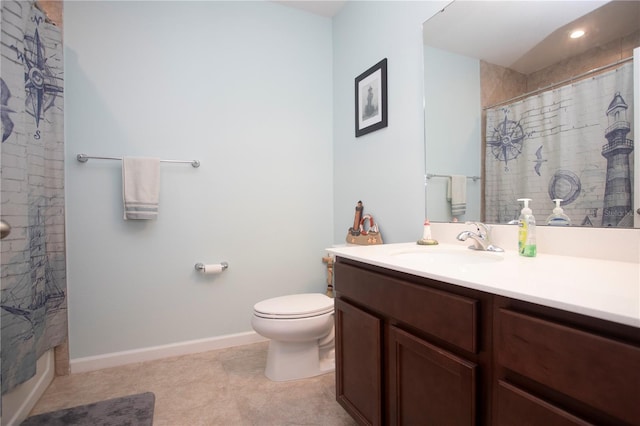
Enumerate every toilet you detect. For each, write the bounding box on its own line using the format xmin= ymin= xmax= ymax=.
xmin=251 ymin=293 xmax=335 ymax=381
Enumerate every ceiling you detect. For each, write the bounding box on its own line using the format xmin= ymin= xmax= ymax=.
xmin=273 ymin=0 xmax=347 ymax=17
xmin=272 ymin=1 xmax=639 ymax=75
xmin=423 ymin=1 xmax=640 ymax=75
xmin=48 ymin=1 xmax=610 ymax=71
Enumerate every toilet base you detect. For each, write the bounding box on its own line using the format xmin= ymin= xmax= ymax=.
xmin=265 ymin=340 xmax=335 ymax=382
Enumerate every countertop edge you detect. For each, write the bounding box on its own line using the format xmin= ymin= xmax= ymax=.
xmin=328 ymin=243 xmax=640 ymax=329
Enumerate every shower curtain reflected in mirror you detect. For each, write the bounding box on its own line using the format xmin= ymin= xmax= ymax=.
xmin=1 ymin=0 xmax=67 ymax=396
xmin=484 ymin=62 xmax=634 ymax=228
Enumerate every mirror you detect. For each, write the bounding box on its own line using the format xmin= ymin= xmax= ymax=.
xmin=423 ymin=0 xmax=640 ymax=228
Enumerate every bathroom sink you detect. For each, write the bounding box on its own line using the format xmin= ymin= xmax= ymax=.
xmin=389 ymin=248 xmax=504 ymax=265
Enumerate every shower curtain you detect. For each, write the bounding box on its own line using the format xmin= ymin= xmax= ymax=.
xmin=1 ymin=1 xmax=67 ymax=395
xmin=485 ymin=62 xmax=634 ymax=227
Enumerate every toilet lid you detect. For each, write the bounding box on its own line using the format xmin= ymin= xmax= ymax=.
xmin=253 ymin=293 xmax=334 ymax=319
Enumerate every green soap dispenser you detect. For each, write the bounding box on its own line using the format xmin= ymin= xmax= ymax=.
xmin=546 ymin=199 xmax=571 ymax=226
xmin=517 ymin=198 xmax=537 ymax=257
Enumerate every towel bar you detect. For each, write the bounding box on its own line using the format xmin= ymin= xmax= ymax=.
xmin=77 ymin=154 xmax=200 ymax=168
xmin=426 ymin=173 xmax=480 ymax=182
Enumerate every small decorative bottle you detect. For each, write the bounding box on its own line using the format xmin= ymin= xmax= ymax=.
xmin=417 ymin=219 xmax=438 ymax=245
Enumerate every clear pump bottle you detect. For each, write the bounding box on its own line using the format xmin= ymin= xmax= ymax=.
xmin=517 ymin=198 xmax=536 ymax=257
xmin=546 ymin=199 xmax=571 ymax=226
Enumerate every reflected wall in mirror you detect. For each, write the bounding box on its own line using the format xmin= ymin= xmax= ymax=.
xmin=423 ymin=0 xmax=640 ymax=228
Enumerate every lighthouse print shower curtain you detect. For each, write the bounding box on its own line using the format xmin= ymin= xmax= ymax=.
xmin=484 ymin=62 xmax=634 ymax=227
xmin=1 ymin=1 xmax=67 ymax=394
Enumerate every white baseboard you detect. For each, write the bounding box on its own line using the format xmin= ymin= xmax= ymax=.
xmin=70 ymin=331 xmax=268 ymax=374
xmin=1 ymin=350 xmax=55 ymax=426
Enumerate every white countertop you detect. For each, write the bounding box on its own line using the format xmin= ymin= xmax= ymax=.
xmin=327 ymin=243 xmax=640 ymax=328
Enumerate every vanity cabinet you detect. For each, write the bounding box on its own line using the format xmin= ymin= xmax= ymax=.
xmin=334 ymin=259 xmax=492 ymax=425
xmin=334 ymin=257 xmax=640 ymax=426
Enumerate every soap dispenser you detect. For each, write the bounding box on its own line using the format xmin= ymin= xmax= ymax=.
xmin=546 ymin=199 xmax=571 ymax=226
xmin=517 ymin=198 xmax=537 ymax=257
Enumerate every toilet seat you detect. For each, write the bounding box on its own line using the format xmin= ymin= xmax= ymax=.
xmin=254 ymin=293 xmax=334 ymax=319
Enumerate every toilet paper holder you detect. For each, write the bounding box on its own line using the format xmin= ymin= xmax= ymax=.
xmin=195 ymin=262 xmax=229 ymax=272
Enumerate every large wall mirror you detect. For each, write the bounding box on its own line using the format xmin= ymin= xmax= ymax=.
xmin=423 ymin=0 xmax=640 ymax=228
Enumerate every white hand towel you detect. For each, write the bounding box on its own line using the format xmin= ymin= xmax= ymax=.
xmin=447 ymin=175 xmax=467 ymax=217
xmin=122 ymin=157 xmax=160 ymax=220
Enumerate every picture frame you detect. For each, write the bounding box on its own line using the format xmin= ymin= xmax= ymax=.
xmin=355 ymin=58 xmax=388 ymax=137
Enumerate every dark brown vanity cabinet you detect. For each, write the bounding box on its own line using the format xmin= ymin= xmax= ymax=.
xmin=334 ymin=259 xmax=490 ymax=425
xmin=334 ymin=257 xmax=640 ymax=426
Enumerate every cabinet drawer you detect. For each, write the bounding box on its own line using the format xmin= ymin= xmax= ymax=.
xmin=336 ymin=262 xmax=479 ymax=353
xmin=497 ymin=309 xmax=640 ymax=425
xmin=496 ymin=380 xmax=593 ymax=426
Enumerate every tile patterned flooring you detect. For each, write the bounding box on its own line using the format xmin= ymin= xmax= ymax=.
xmin=30 ymin=341 xmax=357 ymax=426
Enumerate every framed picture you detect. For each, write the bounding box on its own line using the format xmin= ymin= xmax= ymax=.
xmin=355 ymin=58 xmax=387 ymax=137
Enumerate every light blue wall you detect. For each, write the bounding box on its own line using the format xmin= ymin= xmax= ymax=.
xmin=424 ymin=46 xmax=482 ymax=222
xmin=64 ymin=1 xmax=333 ymax=358
xmin=64 ymin=0 xmax=454 ymax=360
xmin=332 ymin=1 xmax=448 ymax=244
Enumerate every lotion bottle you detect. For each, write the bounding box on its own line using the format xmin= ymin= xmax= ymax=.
xmin=517 ymin=198 xmax=537 ymax=257
xmin=546 ymin=199 xmax=571 ymax=226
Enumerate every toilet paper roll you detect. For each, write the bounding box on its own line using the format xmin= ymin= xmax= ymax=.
xmin=202 ymin=264 xmax=224 ymax=274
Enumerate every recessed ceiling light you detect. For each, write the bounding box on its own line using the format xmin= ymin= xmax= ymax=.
xmin=570 ymin=29 xmax=585 ymax=39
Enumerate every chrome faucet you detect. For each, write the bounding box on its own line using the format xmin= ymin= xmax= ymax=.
xmin=456 ymin=222 xmax=504 ymax=252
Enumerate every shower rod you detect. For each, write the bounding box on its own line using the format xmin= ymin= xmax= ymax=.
xmin=76 ymin=154 xmax=200 ymax=168
xmin=484 ymin=56 xmax=633 ymax=110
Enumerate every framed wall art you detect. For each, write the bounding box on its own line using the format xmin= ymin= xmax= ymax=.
xmin=355 ymin=58 xmax=387 ymax=137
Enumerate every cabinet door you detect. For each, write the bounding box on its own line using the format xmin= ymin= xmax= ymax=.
xmin=388 ymin=326 xmax=477 ymax=426
xmin=335 ymin=298 xmax=383 ymax=426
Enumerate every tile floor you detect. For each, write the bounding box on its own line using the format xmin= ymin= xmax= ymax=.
xmin=29 ymin=341 xmax=357 ymax=426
